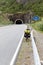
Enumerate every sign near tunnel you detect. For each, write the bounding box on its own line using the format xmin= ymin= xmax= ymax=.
xmin=32 ymin=16 xmax=40 ymax=21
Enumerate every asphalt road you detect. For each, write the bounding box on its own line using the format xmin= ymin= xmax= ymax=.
xmin=0 ymin=24 xmax=27 ymax=65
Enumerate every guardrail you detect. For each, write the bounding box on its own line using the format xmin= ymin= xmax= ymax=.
xmin=31 ymin=30 xmax=41 ymax=65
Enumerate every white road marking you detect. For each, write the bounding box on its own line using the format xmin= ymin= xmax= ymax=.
xmin=31 ymin=30 xmax=41 ymax=65
xmin=0 ymin=24 xmax=27 ymax=65
xmin=40 ymin=61 xmax=43 ymax=63
xmin=10 ymin=25 xmax=27 ymax=65
xmin=10 ymin=33 xmax=24 ymax=65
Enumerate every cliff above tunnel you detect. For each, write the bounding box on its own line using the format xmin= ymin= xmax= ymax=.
xmin=8 ymin=12 xmax=33 ymax=24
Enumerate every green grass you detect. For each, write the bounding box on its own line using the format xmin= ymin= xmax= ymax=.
xmin=0 ymin=0 xmax=43 ymax=16
xmin=31 ymin=18 xmax=43 ymax=32
xmin=0 ymin=0 xmax=43 ymax=25
xmin=0 ymin=15 xmax=12 ymax=26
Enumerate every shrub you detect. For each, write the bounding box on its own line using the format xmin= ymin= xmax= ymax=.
xmin=37 ymin=22 xmax=43 ymax=31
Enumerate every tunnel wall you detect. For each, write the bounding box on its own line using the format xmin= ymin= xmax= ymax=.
xmin=8 ymin=12 xmax=33 ymax=24
xmin=15 ymin=19 xmax=23 ymax=24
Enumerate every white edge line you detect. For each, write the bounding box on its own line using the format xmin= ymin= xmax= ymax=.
xmin=40 ymin=61 xmax=43 ymax=63
xmin=10 ymin=26 xmax=27 ymax=65
xmin=10 ymin=33 xmax=24 ymax=65
xmin=31 ymin=30 xmax=41 ymax=65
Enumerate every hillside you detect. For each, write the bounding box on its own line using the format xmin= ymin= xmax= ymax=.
xmin=0 ymin=0 xmax=43 ymax=16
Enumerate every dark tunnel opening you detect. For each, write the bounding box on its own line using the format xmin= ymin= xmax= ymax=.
xmin=15 ymin=19 xmax=23 ymax=24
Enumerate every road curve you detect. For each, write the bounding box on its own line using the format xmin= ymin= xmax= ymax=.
xmin=0 ymin=24 xmax=27 ymax=65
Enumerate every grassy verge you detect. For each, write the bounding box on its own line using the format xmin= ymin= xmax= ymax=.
xmin=0 ymin=15 xmax=12 ymax=26
xmin=31 ymin=17 xmax=43 ymax=32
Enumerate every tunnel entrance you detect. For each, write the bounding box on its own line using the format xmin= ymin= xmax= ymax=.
xmin=15 ymin=19 xmax=23 ymax=24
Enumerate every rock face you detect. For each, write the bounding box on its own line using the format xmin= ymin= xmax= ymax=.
xmin=16 ymin=0 xmax=37 ymax=4
xmin=16 ymin=0 xmax=28 ymax=4
xmin=16 ymin=0 xmax=20 ymax=3
xmin=8 ymin=12 xmax=33 ymax=24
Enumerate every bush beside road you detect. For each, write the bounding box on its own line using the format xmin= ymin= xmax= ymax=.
xmin=0 ymin=15 xmax=12 ymax=26
xmin=31 ymin=17 xmax=43 ymax=32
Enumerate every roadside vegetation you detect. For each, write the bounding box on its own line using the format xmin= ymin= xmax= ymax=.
xmin=31 ymin=18 xmax=43 ymax=32
xmin=0 ymin=15 xmax=12 ymax=26
xmin=0 ymin=0 xmax=43 ymax=27
xmin=0 ymin=0 xmax=43 ymax=16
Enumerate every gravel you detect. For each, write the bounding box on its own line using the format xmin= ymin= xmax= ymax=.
xmin=16 ymin=38 xmax=34 ymax=65
xmin=33 ymin=30 xmax=43 ymax=61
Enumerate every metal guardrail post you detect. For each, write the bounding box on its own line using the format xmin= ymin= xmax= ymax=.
xmin=31 ymin=30 xmax=41 ymax=65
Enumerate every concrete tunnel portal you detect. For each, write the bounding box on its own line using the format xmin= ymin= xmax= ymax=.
xmin=8 ymin=12 xmax=33 ymax=24
xmin=15 ymin=19 xmax=23 ymax=24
